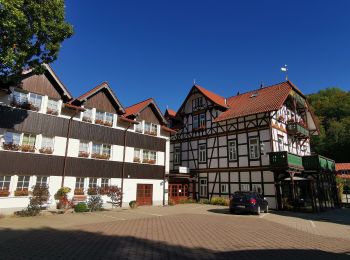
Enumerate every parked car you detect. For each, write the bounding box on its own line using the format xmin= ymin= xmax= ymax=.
xmin=229 ymin=191 xmax=268 ymax=215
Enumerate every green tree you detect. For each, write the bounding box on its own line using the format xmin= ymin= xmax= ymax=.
xmin=307 ymin=88 xmax=350 ymax=162
xmin=0 ymin=0 xmax=73 ymax=85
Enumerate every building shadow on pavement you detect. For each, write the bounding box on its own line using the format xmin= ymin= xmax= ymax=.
xmin=0 ymin=228 xmax=348 ymax=260
xmin=271 ymin=208 xmax=350 ymax=226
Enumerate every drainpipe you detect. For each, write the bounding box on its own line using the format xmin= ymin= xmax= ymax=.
xmin=61 ymin=107 xmax=81 ymax=187
xmin=120 ymin=122 xmax=133 ymax=207
xmin=163 ymin=140 xmax=167 ymax=206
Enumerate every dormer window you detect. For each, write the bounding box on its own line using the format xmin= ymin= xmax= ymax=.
xmin=82 ymin=109 xmax=93 ymax=123
xmin=47 ymin=99 xmax=59 ymax=115
xmin=95 ymin=111 xmax=113 ymax=127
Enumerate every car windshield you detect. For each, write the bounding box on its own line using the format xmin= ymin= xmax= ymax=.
xmin=233 ymin=192 xmax=257 ymax=200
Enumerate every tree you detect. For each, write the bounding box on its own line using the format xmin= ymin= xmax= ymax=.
xmin=307 ymin=88 xmax=350 ymax=162
xmin=0 ymin=0 xmax=73 ymax=85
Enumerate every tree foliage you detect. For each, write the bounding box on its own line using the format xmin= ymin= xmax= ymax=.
xmin=307 ymin=88 xmax=350 ymax=162
xmin=0 ymin=0 xmax=73 ymax=85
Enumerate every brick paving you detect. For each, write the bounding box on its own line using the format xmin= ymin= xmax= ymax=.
xmin=0 ymin=205 xmax=349 ymax=259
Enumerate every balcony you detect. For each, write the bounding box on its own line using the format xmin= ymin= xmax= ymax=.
xmin=287 ymin=122 xmax=309 ymax=138
xmin=269 ymin=151 xmax=304 ymax=170
xmin=302 ymin=155 xmax=335 ymax=172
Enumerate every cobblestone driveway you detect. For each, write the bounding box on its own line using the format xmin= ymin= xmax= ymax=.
xmin=0 ymin=205 xmax=349 ymax=259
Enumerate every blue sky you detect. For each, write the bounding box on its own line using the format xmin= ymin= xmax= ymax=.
xmin=52 ymin=0 xmax=350 ymax=111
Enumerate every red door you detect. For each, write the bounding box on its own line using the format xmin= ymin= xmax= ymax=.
xmin=169 ymin=184 xmax=189 ymax=204
xmin=136 ymin=184 xmax=153 ymax=206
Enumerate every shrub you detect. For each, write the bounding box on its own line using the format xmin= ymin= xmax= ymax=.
xmin=129 ymin=200 xmax=137 ymax=209
xmin=87 ymin=195 xmax=103 ymax=211
xmin=199 ymin=199 xmax=210 ymax=204
xmin=210 ymin=197 xmax=229 ymax=206
xmin=107 ymin=186 xmax=122 ymax=208
xmin=54 ymin=187 xmax=71 ymax=200
xmin=15 ymin=185 xmax=50 ymax=217
xmin=87 ymin=187 xmax=98 ymax=195
xmin=178 ymin=198 xmax=196 ymax=204
xmin=168 ymin=199 xmax=175 ymax=206
xmin=54 ymin=187 xmax=71 ymax=209
xmin=74 ymin=202 xmax=88 ymax=213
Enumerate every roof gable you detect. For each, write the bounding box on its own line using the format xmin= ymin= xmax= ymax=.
xmin=125 ymin=98 xmax=167 ymax=125
xmin=74 ymin=82 xmax=125 ymax=114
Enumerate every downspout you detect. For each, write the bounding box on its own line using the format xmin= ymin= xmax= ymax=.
xmin=120 ymin=122 xmax=133 ymax=207
xmin=163 ymin=139 xmax=167 ymax=206
xmin=61 ymin=108 xmax=80 ymax=187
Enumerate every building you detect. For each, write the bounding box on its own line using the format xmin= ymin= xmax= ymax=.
xmin=0 ymin=65 xmax=173 ymax=214
xmin=336 ymin=163 xmax=350 ymax=175
xmin=167 ymin=81 xmax=338 ymax=212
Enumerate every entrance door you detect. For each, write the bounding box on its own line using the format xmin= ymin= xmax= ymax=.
xmin=136 ymin=184 xmax=153 ymax=206
xmin=169 ymin=184 xmax=189 ymax=204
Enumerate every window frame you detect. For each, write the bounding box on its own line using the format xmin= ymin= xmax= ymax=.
xmin=16 ymin=176 xmax=30 ymax=191
xmin=89 ymin=178 xmax=98 ymax=188
xmin=249 ymin=137 xmax=260 ymax=160
xmin=220 ymin=183 xmax=228 ymax=194
xmin=277 ymin=135 xmax=284 ymax=152
xmin=228 ymin=140 xmax=237 ymax=161
xmin=174 ymin=147 xmax=181 ymax=165
xmin=199 ymin=113 xmax=206 ymax=128
xmin=75 ymin=177 xmax=85 ymax=189
xmin=36 ymin=176 xmax=48 ymax=187
xmin=198 ymin=144 xmax=207 ymax=163
xmin=0 ymin=176 xmax=11 ymax=191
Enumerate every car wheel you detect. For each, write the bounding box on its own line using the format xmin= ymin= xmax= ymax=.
xmin=256 ymin=206 xmax=261 ymax=215
xmin=264 ymin=205 xmax=269 ymax=213
xmin=229 ymin=209 xmax=235 ymax=214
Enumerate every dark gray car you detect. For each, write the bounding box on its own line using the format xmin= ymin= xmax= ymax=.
xmin=229 ymin=191 xmax=268 ymax=215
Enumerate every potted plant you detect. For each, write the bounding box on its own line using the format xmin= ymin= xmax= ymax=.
xmin=82 ymin=116 xmax=92 ymax=123
xmin=46 ymin=108 xmax=59 ymax=115
xmin=78 ymin=151 xmax=90 ymax=158
xmin=87 ymin=187 xmax=98 ymax=195
xmin=3 ymin=143 xmax=20 ymax=151
xmin=148 ymin=159 xmax=156 ymax=164
xmin=103 ymin=121 xmax=113 ymax=127
xmin=91 ymin=153 xmax=110 ymax=160
xmin=39 ymin=147 xmax=53 ymax=154
xmin=21 ymin=144 xmax=35 ymax=152
xmin=129 ymin=200 xmax=137 ymax=209
xmin=54 ymin=187 xmax=72 ymax=209
xmin=133 ymin=157 xmax=140 ymax=163
xmin=95 ymin=119 xmax=104 ymax=125
xmin=74 ymin=188 xmax=85 ymax=195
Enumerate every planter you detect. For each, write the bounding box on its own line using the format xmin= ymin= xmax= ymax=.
xmin=74 ymin=188 xmax=85 ymax=195
xmin=95 ymin=119 xmax=104 ymax=125
xmin=87 ymin=187 xmax=98 ymax=195
xmin=103 ymin=121 xmax=113 ymax=127
xmin=142 ymin=159 xmax=156 ymax=164
xmin=46 ymin=108 xmax=59 ymax=116
xmin=144 ymin=131 xmax=157 ymax=136
xmin=39 ymin=147 xmax=53 ymax=154
xmin=99 ymin=187 xmax=110 ymax=195
xmin=133 ymin=157 xmax=141 ymax=163
xmin=0 ymin=190 xmax=10 ymax=197
xmin=14 ymin=189 xmax=29 ymax=197
xmin=3 ymin=143 xmax=20 ymax=151
xmin=82 ymin=117 xmax=92 ymax=123
xmin=78 ymin=151 xmax=90 ymax=158
xmin=21 ymin=145 xmax=35 ymax=152
xmin=91 ymin=153 xmax=110 ymax=160
xmin=11 ymin=100 xmax=39 ymax=111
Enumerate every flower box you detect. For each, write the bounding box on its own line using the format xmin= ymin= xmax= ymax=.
xmin=14 ymin=189 xmax=29 ymax=197
xmin=144 ymin=131 xmax=157 ymax=136
xmin=133 ymin=157 xmax=141 ymax=163
xmin=46 ymin=108 xmax=59 ymax=116
xmin=99 ymin=187 xmax=110 ymax=195
xmin=142 ymin=159 xmax=156 ymax=164
xmin=103 ymin=121 xmax=113 ymax=127
xmin=95 ymin=119 xmax=104 ymax=125
xmin=82 ymin=117 xmax=92 ymax=123
xmin=91 ymin=153 xmax=110 ymax=160
xmin=39 ymin=147 xmax=53 ymax=154
xmin=3 ymin=143 xmax=20 ymax=151
xmin=74 ymin=188 xmax=85 ymax=195
xmin=0 ymin=190 xmax=10 ymax=197
xmin=78 ymin=151 xmax=90 ymax=158
xmin=21 ymin=144 xmax=35 ymax=152
xmin=11 ymin=99 xmax=39 ymax=111
xmin=87 ymin=187 xmax=98 ymax=195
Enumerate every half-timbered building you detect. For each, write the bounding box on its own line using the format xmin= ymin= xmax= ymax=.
xmin=0 ymin=65 xmax=172 ymax=213
xmin=168 ymin=81 xmax=338 ymax=211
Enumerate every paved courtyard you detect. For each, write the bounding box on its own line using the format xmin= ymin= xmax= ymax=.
xmin=0 ymin=204 xmax=349 ymax=259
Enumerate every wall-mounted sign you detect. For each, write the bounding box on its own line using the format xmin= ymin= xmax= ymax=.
xmin=179 ymin=166 xmax=190 ymax=174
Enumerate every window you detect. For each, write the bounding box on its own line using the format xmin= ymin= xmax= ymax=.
xmin=252 ymin=184 xmax=262 ymax=194
xmin=75 ymin=177 xmax=85 ymax=189
xmin=135 ymin=121 xmax=143 ymax=133
xmin=36 ymin=176 xmax=48 ymax=187
xmin=92 ymin=143 xmax=111 ymax=159
xmin=40 ymin=136 xmax=54 ymax=154
xmin=249 ymin=138 xmax=260 ymax=159
xmin=82 ymin=108 xmax=93 ymax=123
xmin=22 ymin=133 xmax=36 ymax=146
xmin=198 ymin=144 xmax=207 ymax=163
xmin=29 ymin=93 xmax=43 ymax=110
xmin=288 ymin=139 xmax=293 ymax=152
xmin=101 ymin=178 xmax=110 ymax=188
xmin=192 ymin=97 xmax=203 ymax=109
xmin=78 ymin=141 xmax=90 ymax=158
xmin=134 ymin=148 xmax=141 ymax=162
xmin=4 ymin=131 xmax=21 ymax=145
xmin=89 ymin=178 xmax=98 ymax=188
xmin=47 ymin=99 xmax=59 ymax=115
xmin=144 ymin=122 xmax=157 ymax=136
xmin=192 ymin=115 xmax=199 ymax=129
xmin=142 ymin=150 xmax=156 ymax=164
xmin=95 ymin=111 xmax=114 ymax=127
xmin=199 ymin=113 xmax=206 ymax=128
xmin=221 ymin=184 xmax=228 ymax=194
xmin=240 ymin=183 xmax=250 ymax=191
xmin=199 ymin=179 xmax=207 ymax=197
xmin=228 ymin=140 xmax=237 ymax=161
xmin=17 ymin=176 xmax=30 ymax=191
xmin=174 ymin=147 xmax=181 ymax=165
xmin=0 ymin=176 xmax=11 ymax=191
xmin=278 ymin=135 xmax=284 ymax=152
xmin=13 ymin=91 xmax=28 ymax=104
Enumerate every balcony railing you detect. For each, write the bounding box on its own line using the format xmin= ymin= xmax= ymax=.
xmin=269 ymin=151 xmax=304 ymax=170
xmin=287 ymin=122 xmax=309 ymax=138
xmin=302 ymin=155 xmax=335 ymax=172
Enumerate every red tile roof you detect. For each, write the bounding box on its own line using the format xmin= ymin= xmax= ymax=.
xmin=125 ymin=98 xmax=167 ymax=125
xmin=195 ymin=85 xmax=228 ymax=108
xmin=215 ymin=81 xmax=295 ymax=122
xmin=336 ymin=163 xmax=350 ymax=171
xmin=165 ymin=108 xmax=177 ymax=117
